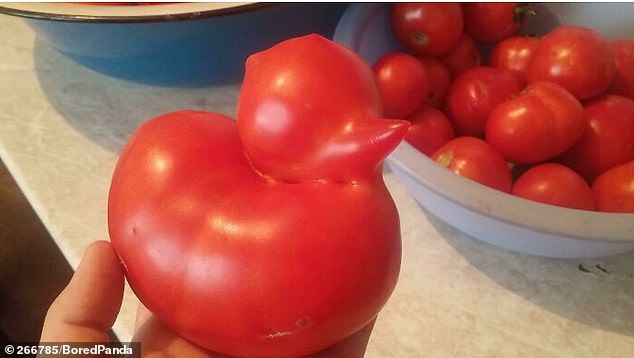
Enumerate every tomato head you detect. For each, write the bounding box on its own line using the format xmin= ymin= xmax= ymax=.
xmin=237 ymin=34 xmax=407 ymax=184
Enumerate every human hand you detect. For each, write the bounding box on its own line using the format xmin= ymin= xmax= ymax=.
xmin=40 ymin=241 xmax=374 ymax=357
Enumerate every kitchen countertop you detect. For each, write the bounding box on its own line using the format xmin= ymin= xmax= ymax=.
xmin=0 ymin=14 xmax=632 ymax=357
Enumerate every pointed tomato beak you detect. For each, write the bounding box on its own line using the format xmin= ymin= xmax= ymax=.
xmin=314 ymin=118 xmax=410 ymax=181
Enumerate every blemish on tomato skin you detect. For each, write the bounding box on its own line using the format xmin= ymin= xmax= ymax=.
xmin=262 ymin=316 xmax=312 ymax=340
xmin=263 ymin=331 xmax=294 ymax=340
xmin=295 ymin=316 xmax=312 ymax=330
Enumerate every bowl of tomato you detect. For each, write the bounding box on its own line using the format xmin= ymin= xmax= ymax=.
xmin=333 ymin=3 xmax=634 ymax=258
xmin=0 ymin=2 xmax=348 ymax=86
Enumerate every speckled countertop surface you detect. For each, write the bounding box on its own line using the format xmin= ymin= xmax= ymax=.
xmin=0 ymin=15 xmax=633 ymax=357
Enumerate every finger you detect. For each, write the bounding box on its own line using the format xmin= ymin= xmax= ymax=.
xmin=133 ymin=308 xmax=228 ymax=358
xmin=308 ymin=318 xmax=376 ymax=358
xmin=135 ymin=302 xmax=375 ymax=358
xmin=40 ymin=240 xmax=125 ymax=342
xmin=134 ymin=303 xmax=152 ymax=332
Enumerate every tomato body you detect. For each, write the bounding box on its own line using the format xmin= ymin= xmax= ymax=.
xmin=592 ymin=160 xmax=634 ymax=213
xmin=512 ymin=163 xmax=595 ymax=210
xmin=608 ymin=39 xmax=634 ymax=99
xmin=405 ymin=106 xmax=455 ymax=156
xmin=373 ymin=52 xmax=430 ymax=118
xmin=463 ymin=2 xmax=533 ymax=43
xmin=486 ymin=81 xmax=585 ymax=163
xmin=418 ymin=56 xmax=452 ymax=108
xmin=440 ymin=34 xmax=483 ymax=78
xmin=445 ymin=66 xmax=525 ymax=137
xmin=391 ymin=2 xmax=464 ymax=56
xmin=488 ymin=36 xmax=540 ymax=81
xmin=559 ymin=95 xmax=634 ymax=182
xmin=109 ymin=35 xmax=408 ymax=357
xmin=526 ymin=25 xmax=616 ymax=100
xmin=432 ymin=136 xmax=512 ymax=192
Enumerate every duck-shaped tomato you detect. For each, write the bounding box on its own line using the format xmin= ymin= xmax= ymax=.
xmin=108 ymin=34 xmax=408 ymax=357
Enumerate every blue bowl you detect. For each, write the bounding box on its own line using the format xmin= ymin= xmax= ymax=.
xmin=0 ymin=2 xmax=348 ymax=86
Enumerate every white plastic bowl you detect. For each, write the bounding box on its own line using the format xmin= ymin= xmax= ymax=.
xmin=333 ymin=3 xmax=634 ymax=258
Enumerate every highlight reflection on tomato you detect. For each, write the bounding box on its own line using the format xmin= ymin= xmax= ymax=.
xmin=559 ymin=94 xmax=634 ymax=182
xmin=432 ymin=136 xmax=513 ymax=193
xmin=108 ymin=34 xmax=408 ymax=358
xmin=527 ymin=25 xmax=616 ymax=100
xmin=445 ymin=66 xmax=525 ymax=137
xmin=488 ymin=36 xmax=540 ymax=81
xmin=486 ymin=81 xmax=585 ymax=164
xmin=592 ymin=160 xmax=634 ymax=213
xmin=512 ymin=163 xmax=595 ymax=211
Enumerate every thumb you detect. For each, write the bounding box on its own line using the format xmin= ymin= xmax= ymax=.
xmin=40 ymin=240 xmax=124 ymax=342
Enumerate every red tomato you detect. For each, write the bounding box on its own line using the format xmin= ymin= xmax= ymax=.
xmin=592 ymin=160 xmax=634 ymax=213
xmin=238 ymin=35 xmax=409 ymax=183
xmin=445 ymin=66 xmax=525 ymax=137
xmin=418 ymin=56 xmax=452 ymax=108
xmin=559 ymin=95 xmax=634 ymax=182
xmin=432 ymin=136 xmax=512 ymax=192
xmin=608 ymin=39 xmax=634 ymax=99
xmin=512 ymin=163 xmax=595 ymax=211
xmin=391 ymin=3 xmax=464 ymax=56
xmin=488 ymin=36 xmax=540 ymax=81
xmin=463 ymin=2 xmax=534 ymax=43
xmin=109 ymin=35 xmax=409 ymax=357
xmin=440 ymin=34 xmax=483 ymax=78
xmin=373 ymin=52 xmax=430 ymax=118
xmin=405 ymin=106 xmax=455 ymax=156
xmin=486 ymin=81 xmax=585 ymax=164
xmin=526 ymin=25 xmax=616 ymax=100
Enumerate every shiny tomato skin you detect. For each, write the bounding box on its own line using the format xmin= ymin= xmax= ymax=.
xmin=463 ymin=2 xmax=532 ymax=43
xmin=440 ymin=34 xmax=483 ymax=78
xmin=109 ymin=35 xmax=408 ymax=358
xmin=559 ymin=95 xmax=634 ymax=182
xmin=391 ymin=2 xmax=464 ymax=56
xmin=512 ymin=163 xmax=595 ymax=210
xmin=608 ymin=39 xmax=634 ymax=99
xmin=592 ymin=160 xmax=634 ymax=213
xmin=418 ymin=56 xmax=452 ymax=108
xmin=373 ymin=52 xmax=430 ymax=118
xmin=445 ymin=66 xmax=525 ymax=137
xmin=405 ymin=106 xmax=455 ymax=156
xmin=488 ymin=36 xmax=540 ymax=81
xmin=432 ymin=136 xmax=513 ymax=192
xmin=486 ymin=81 xmax=585 ymax=164
xmin=526 ymin=25 xmax=616 ymax=100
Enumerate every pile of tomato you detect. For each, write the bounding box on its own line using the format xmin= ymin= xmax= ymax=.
xmin=373 ymin=2 xmax=634 ymax=213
